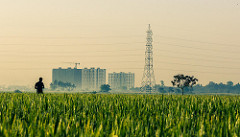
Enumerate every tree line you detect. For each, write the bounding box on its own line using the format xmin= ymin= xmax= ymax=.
xmin=152 ymin=74 xmax=240 ymax=94
xmin=50 ymin=74 xmax=240 ymax=94
xmin=193 ymin=81 xmax=240 ymax=94
xmin=50 ymin=80 xmax=76 ymax=91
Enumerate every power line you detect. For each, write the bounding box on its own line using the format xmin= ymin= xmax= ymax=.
xmin=156 ymin=42 xmax=240 ymax=54
xmin=156 ymin=61 xmax=240 ymax=70
xmin=157 ymin=35 xmax=240 ymax=48
xmin=0 ymin=35 xmax=145 ymax=39
xmin=0 ymin=42 xmax=145 ymax=47
xmin=107 ymin=67 xmax=240 ymax=75
xmin=157 ymin=54 xmax=240 ymax=64
xmin=0 ymin=33 xmax=239 ymax=48
xmin=1 ymin=34 xmax=239 ymax=49
xmin=1 ymin=41 xmax=239 ymax=56
xmin=158 ymin=68 xmax=240 ymax=75
xmin=105 ymin=60 xmax=240 ymax=70
xmin=2 ymin=66 xmax=239 ymax=75
xmin=2 ymin=48 xmax=240 ymax=64
xmin=157 ymin=49 xmax=240 ymax=61
xmin=1 ymin=52 xmax=240 ymax=64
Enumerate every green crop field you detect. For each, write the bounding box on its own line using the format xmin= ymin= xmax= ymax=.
xmin=0 ymin=93 xmax=240 ymax=136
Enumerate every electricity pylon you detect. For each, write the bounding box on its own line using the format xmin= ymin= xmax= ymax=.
xmin=141 ymin=24 xmax=156 ymax=93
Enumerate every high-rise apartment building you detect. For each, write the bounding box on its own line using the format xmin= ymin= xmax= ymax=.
xmin=52 ymin=67 xmax=106 ymax=90
xmin=108 ymin=72 xmax=135 ymax=89
xmin=82 ymin=68 xmax=106 ymax=90
xmin=52 ymin=67 xmax=82 ymax=87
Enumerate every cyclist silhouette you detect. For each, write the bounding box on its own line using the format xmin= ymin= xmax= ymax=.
xmin=35 ymin=77 xmax=44 ymax=94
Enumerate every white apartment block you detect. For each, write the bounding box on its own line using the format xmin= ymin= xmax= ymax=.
xmin=108 ymin=72 xmax=135 ymax=89
xmin=82 ymin=67 xmax=106 ymax=90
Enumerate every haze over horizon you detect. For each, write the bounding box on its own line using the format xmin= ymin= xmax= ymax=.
xmin=0 ymin=0 xmax=240 ymax=88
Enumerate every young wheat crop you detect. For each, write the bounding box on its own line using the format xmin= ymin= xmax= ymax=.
xmin=0 ymin=93 xmax=239 ymax=136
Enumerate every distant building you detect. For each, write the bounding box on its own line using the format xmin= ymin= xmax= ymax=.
xmin=82 ymin=68 xmax=106 ymax=90
xmin=52 ymin=67 xmax=82 ymax=88
xmin=108 ymin=72 xmax=135 ymax=90
xmin=52 ymin=67 xmax=106 ymax=90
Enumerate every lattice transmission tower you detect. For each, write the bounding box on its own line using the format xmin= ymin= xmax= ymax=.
xmin=141 ymin=24 xmax=156 ymax=93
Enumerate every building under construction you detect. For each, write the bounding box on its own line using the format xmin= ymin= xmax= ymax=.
xmin=52 ymin=67 xmax=106 ymax=90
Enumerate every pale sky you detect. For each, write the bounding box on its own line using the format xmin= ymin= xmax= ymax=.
xmin=0 ymin=0 xmax=240 ymax=87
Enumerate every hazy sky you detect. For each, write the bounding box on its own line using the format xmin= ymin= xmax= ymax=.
xmin=0 ymin=0 xmax=240 ymax=87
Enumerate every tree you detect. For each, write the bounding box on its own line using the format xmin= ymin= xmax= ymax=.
xmin=121 ymin=86 xmax=127 ymax=90
xmin=65 ymin=83 xmax=76 ymax=91
xmin=171 ymin=74 xmax=198 ymax=95
xmin=100 ymin=84 xmax=111 ymax=92
xmin=50 ymin=80 xmax=76 ymax=91
xmin=168 ymin=87 xmax=174 ymax=93
xmin=160 ymin=80 xmax=165 ymax=87
xmin=175 ymin=88 xmax=181 ymax=94
xmin=227 ymin=81 xmax=234 ymax=87
xmin=158 ymin=87 xmax=166 ymax=93
xmin=50 ymin=82 xmax=57 ymax=90
xmin=14 ymin=89 xmax=22 ymax=93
